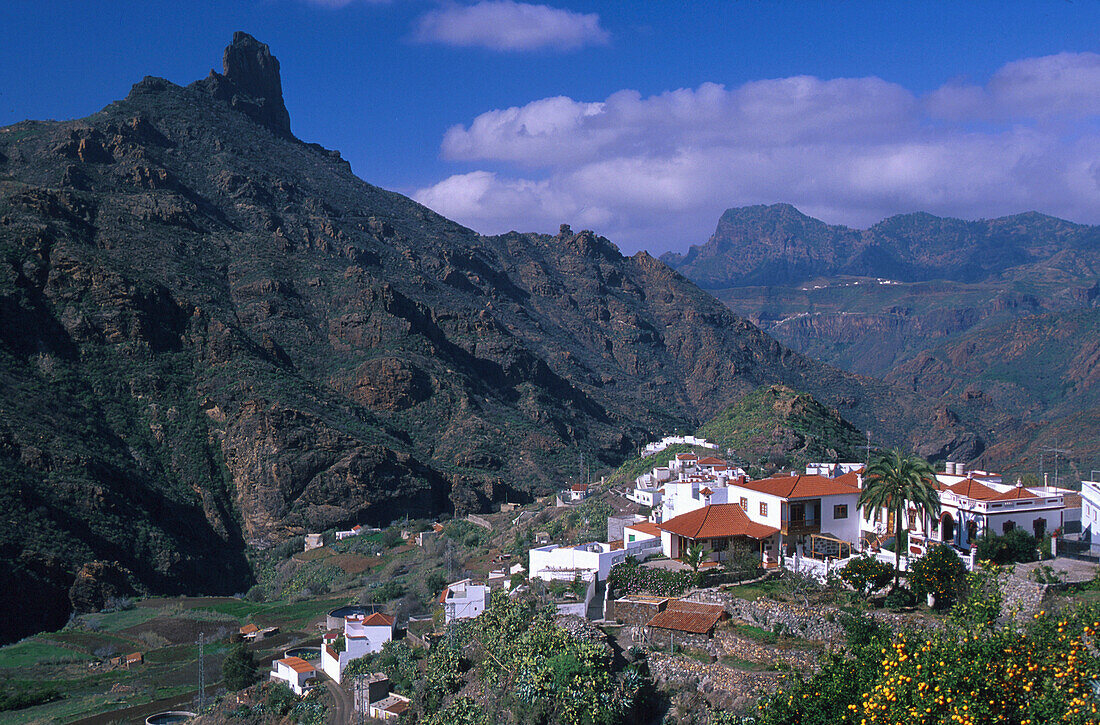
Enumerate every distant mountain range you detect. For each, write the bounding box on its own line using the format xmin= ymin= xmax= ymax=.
xmin=663 ymin=203 xmax=1100 ymax=479
xmin=0 ymin=34 xmax=974 ymax=642
xmin=661 ymin=203 xmax=1100 ymax=289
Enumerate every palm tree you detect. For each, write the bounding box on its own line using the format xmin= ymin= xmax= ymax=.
xmin=858 ymin=450 xmax=940 ymax=589
xmin=682 ymin=543 xmax=709 ymax=572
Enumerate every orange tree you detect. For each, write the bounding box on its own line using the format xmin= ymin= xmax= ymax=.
xmin=755 ymin=604 xmax=1100 ymax=725
xmin=908 ymin=544 xmax=967 ymax=610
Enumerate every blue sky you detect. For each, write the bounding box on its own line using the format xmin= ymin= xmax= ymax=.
xmin=4 ymin=1 xmax=1100 ymax=253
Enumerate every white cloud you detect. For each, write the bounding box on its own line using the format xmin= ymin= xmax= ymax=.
xmin=415 ymin=51 xmax=1100 ymax=254
xmin=413 ymin=1 xmax=609 ymax=51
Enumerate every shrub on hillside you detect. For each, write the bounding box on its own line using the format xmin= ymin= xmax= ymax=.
xmin=908 ymin=544 xmax=967 ymax=609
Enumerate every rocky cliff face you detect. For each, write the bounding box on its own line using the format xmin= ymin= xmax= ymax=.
xmin=0 ymin=34 xmax=971 ymax=643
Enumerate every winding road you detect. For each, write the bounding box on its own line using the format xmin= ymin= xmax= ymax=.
xmin=324 ymin=678 xmax=354 ymax=725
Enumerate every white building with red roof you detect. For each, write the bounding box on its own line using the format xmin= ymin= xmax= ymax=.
xmin=916 ymin=472 xmax=1070 ymax=552
xmin=320 ymin=611 xmax=395 ymax=684
xmin=725 ymin=473 xmax=863 ymax=555
xmin=657 ymin=503 xmax=780 ymax=565
xmin=438 ymin=578 xmax=489 ymax=623
xmin=271 ymin=656 xmax=317 ymax=695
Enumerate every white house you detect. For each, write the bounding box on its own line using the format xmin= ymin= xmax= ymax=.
xmin=566 ymin=483 xmax=590 ymax=502
xmin=1081 ymin=480 xmax=1100 ymax=552
xmin=369 ymin=694 xmax=411 ymax=720
xmin=321 ymin=612 xmax=395 ymax=683
xmin=623 ymin=521 xmax=662 ymax=548
xmin=657 ymin=503 xmax=781 ymax=566
xmin=915 ymin=476 xmax=1069 ymax=553
xmin=271 ymin=656 xmax=317 ymax=695
xmin=438 ymin=579 xmax=489 ymax=623
xmin=335 ymin=524 xmax=364 ymax=541
xmin=642 ymin=435 xmax=718 ymax=457
xmin=805 ymin=462 xmax=865 ymax=478
xmin=529 ymin=541 xmax=629 ymax=582
xmin=726 ymin=473 xmax=862 ymax=556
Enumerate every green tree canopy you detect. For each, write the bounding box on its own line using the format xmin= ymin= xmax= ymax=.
xmin=222 ymin=643 xmax=258 ymax=692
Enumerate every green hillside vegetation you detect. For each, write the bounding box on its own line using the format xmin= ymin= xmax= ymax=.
xmin=697 ymin=385 xmax=866 ymax=470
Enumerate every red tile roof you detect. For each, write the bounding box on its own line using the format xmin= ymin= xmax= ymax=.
xmin=834 ymin=469 xmax=863 ymax=488
xmin=645 ymin=599 xmax=727 ymax=634
xmin=699 ymin=487 xmax=714 ymax=496
xmin=571 ymin=483 xmax=589 ymax=492
xmin=697 ymin=457 xmax=727 ymax=466
xmin=658 ymin=504 xmax=778 ymax=540
xmin=735 ymin=474 xmax=860 ymax=499
xmin=280 ymin=656 xmax=316 ymax=674
xmin=676 ymin=453 xmax=698 ymax=460
xmin=946 ymin=479 xmax=1000 ymax=501
xmin=1063 ymin=493 xmax=1082 ymax=508
xmin=239 ymin=623 xmax=259 ymax=635
xmin=386 ymin=701 xmax=409 ymax=715
xmin=626 ymin=521 xmax=663 ymax=537
xmin=360 ymin=612 xmax=395 ymax=627
xmin=993 ymin=486 xmax=1040 ymax=501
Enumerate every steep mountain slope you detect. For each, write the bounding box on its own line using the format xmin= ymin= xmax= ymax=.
xmin=885 ymin=308 xmax=1100 ymax=477
xmin=0 ymin=34 xmax=971 ymax=642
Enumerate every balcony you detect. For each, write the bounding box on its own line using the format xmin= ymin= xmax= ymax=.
xmin=782 ymin=518 xmax=821 ymax=536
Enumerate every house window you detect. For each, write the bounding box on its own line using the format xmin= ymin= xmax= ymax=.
xmin=1003 ymin=520 xmax=1015 ymax=534
xmin=833 ymin=504 xmax=848 ymax=519
xmin=711 ymin=538 xmax=729 ymax=551
xmin=740 ymin=497 xmax=748 ymax=511
xmin=760 ymin=502 xmax=768 ymax=516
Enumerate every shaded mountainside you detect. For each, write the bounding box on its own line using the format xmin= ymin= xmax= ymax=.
xmin=696 ymin=384 xmax=867 ymax=469
xmin=662 ymin=203 xmax=1100 ymax=290
xmin=0 ymin=34 xmax=972 ymax=642
xmin=885 ymin=308 xmax=1100 ymax=477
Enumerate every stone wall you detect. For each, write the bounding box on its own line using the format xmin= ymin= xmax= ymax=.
xmin=606 ymin=598 xmax=667 ymax=626
xmin=645 ymin=626 xmax=715 ymax=652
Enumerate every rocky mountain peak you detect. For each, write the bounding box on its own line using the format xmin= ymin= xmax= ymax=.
xmin=198 ymin=32 xmax=292 ymax=137
xmin=223 ymin=32 xmax=284 ymax=109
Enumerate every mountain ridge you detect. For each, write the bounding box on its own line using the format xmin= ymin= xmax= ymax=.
xmin=662 ymin=203 xmax=1100 ymax=289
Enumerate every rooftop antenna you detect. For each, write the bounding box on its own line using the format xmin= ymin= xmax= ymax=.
xmin=865 ymin=431 xmax=871 ymax=465
xmin=1042 ymin=447 xmax=1071 ymax=487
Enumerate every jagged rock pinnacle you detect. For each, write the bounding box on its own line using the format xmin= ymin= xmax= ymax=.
xmin=209 ymin=32 xmax=292 ymax=137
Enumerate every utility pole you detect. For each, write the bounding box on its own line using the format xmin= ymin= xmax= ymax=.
xmin=196 ymin=632 xmax=205 ymax=712
xmin=865 ymin=431 xmax=871 ymax=465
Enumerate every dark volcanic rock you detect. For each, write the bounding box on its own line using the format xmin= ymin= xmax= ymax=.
xmin=69 ymin=561 xmax=139 ymax=613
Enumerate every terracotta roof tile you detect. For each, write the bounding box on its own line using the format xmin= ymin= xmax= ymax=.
xmin=1063 ymin=493 xmax=1082 ymax=508
xmin=645 ymin=600 xmax=727 ymax=634
xmin=947 ymin=479 xmax=1001 ymax=501
xmin=658 ymin=504 xmax=778 ymax=540
xmin=239 ymin=623 xmax=259 ymax=634
xmin=700 ymin=487 xmax=714 ymax=496
xmin=697 ymin=457 xmax=727 ymax=466
xmin=676 ymin=453 xmax=698 ymax=460
xmin=626 ymin=521 xmax=662 ymax=537
xmin=360 ymin=612 xmax=395 ymax=627
xmin=571 ymin=483 xmax=589 ymax=492
xmin=993 ymin=486 xmax=1041 ymax=501
xmin=735 ymin=474 xmax=860 ymax=499
xmin=280 ymin=656 xmax=316 ymax=674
